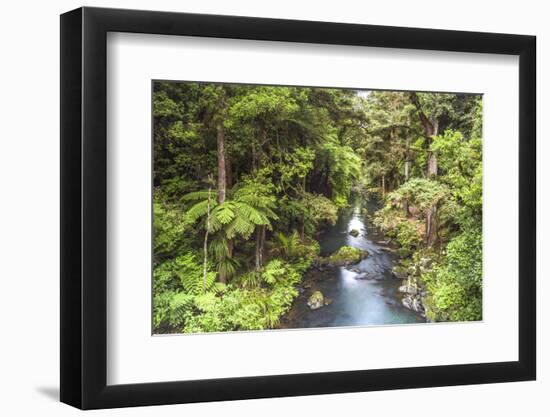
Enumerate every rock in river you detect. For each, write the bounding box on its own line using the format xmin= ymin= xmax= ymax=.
xmin=307 ymin=291 xmax=325 ymax=310
xmin=349 ymin=229 xmax=360 ymax=237
xmin=316 ymin=246 xmax=369 ymax=267
xmin=355 ymin=272 xmax=378 ymax=280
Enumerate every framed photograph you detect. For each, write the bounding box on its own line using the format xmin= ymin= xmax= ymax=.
xmin=60 ymin=6 xmax=536 ymax=409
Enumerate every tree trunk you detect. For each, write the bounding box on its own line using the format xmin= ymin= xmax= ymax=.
xmin=381 ymin=174 xmax=386 ymax=197
xmin=255 ymin=225 xmax=265 ymax=271
xmin=261 ymin=226 xmax=265 ymax=265
xmin=427 ymin=118 xmax=439 ymax=177
xmin=216 ymin=114 xmax=228 ymax=284
xmin=403 ymin=200 xmax=409 ymax=217
xmin=216 ymin=121 xmax=226 ymax=204
xmin=403 ymin=138 xmax=410 ymax=215
xmin=203 ymin=187 xmax=212 ymax=291
xmin=227 ymin=240 xmax=233 ymax=258
xmin=425 ymin=204 xmax=438 ymax=247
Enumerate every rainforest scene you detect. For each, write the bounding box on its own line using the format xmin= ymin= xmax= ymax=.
xmin=152 ymin=81 xmax=483 ymax=334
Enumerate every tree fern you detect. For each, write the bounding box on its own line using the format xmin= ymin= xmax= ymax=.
xmin=273 ymin=231 xmax=301 ymax=259
xmin=168 ymin=292 xmax=195 ymax=327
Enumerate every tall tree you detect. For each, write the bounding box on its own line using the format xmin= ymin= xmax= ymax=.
xmin=409 ymin=92 xmax=441 ymax=245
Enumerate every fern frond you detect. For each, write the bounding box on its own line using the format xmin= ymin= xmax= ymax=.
xmin=178 ymin=269 xmax=216 ymax=295
xmin=169 ymin=292 xmax=194 ymax=326
xmin=181 ymin=190 xmax=212 ymax=201
xmin=213 ymin=202 xmax=236 ymax=224
xmin=225 ymin=215 xmax=255 ymax=239
xmin=194 ymin=292 xmax=218 ymax=312
xmin=236 ymin=203 xmax=266 ymax=225
xmin=185 ymin=200 xmax=210 ymax=223
xmin=212 ymin=282 xmax=228 ymax=295
xmin=262 ymin=259 xmax=286 ymax=285
xmin=208 ymin=213 xmax=223 ymax=233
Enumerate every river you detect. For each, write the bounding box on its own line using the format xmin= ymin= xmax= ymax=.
xmin=279 ymin=198 xmax=425 ymax=329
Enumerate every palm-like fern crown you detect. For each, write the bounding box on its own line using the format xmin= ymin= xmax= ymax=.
xmin=182 ymin=184 xmax=279 ymax=240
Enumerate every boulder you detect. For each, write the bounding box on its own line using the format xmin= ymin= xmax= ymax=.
xmin=401 ymin=294 xmax=426 ymax=315
xmin=307 ymin=291 xmax=325 ymax=310
xmin=412 ymin=297 xmax=424 ymax=313
xmin=355 ymin=272 xmax=380 ymax=280
xmin=349 ymin=229 xmax=360 ymax=237
xmin=317 ymin=246 xmax=369 ymax=267
xmin=398 ymin=284 xmax=418 ymax=295
xmin=402 ymin=296 xmax=413 ymax=310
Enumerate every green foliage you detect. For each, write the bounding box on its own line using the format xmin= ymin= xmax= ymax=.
xmin=320 ymin=136 xmax=361 ymax=207
xmin=153 ymin=253 xmax=217 ymax=295
xmin=394 ymin=220 xmax=423 ymax=252
xmin=153 ymin=201 xmax=187 ymax=261
xmin=302 ymin=193 xmax=339 ymax=228
xmin=261 ymin=259 xmax=287 ymax=285
xmin=153 ymin=252 xmax=217 ymax=330
xmin=273 ymin=231 xmax=301 ymax=260
xmin=387 ymin=178 xmax=449 ymax=213
xmin=421 ymin=226 xmax=482 ymax=321
xmin=182 ymin=261 xmax=302 ymax=333
xmin=431 ymin=129 xmax=482 ymax=215
xmin=374 ymin=207 xmax=423 ymax=252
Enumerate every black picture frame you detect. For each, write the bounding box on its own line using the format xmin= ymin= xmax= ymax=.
xmin=60 ymin=6 xmax=536 ymax=410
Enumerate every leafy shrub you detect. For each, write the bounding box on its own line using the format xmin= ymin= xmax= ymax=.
xmin=153 ymin=251 xmax=309 ymax=333
xmin=153 ymin=202 xmax=188 ymax=262
xmin=421 ymin=226 xmax=482 ymax=322
xmin=374 ymin=207 xmax=423 ymax=252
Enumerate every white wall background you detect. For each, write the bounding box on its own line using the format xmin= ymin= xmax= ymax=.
xmin=0 ymin=0 xmax=545 ymax=415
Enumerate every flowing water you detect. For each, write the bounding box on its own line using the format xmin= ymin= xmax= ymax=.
xmin=279 ymin=199 xmax=425 ymax=329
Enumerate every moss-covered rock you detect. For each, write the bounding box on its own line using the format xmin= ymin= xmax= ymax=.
xmin=307 ymin=291 xmax=325 ymax=310
xmin=349 ymin=229 xmax=360 ymax=237
xmin=317 ymin=246 xmax=368 ymax=267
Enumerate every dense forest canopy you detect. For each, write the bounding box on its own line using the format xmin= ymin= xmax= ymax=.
xmin=153 ymin=81 xmax=482 ymax=333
